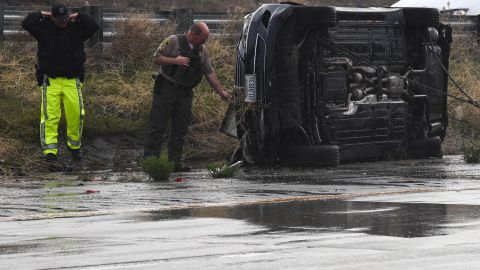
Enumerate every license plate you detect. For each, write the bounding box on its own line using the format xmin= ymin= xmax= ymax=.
xmin=244 ymin=74 xmax=256 ymax=103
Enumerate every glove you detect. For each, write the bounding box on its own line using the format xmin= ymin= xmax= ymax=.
xmin=34 ymin=64 xmax=44 ymax=86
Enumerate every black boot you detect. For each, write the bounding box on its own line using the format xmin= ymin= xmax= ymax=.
xmin=44 ymin=153 xmax=68 ymax=172
xmin=69 ymin=148 xmax=83 ymax=162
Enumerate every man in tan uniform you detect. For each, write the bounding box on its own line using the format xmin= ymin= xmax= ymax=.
xmin=144 ymin=22 xmax=230 ymax=172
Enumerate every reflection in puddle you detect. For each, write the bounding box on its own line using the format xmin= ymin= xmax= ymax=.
xmin=143 ymin=200 xmax=480 ymax=238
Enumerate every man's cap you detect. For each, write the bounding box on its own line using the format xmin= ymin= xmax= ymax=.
xmin=51 ymin=4 xmax=69 ymax=18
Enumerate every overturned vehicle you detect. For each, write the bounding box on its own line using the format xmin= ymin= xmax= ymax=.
xmin=221 ymin=3 xmax=452 ymax=167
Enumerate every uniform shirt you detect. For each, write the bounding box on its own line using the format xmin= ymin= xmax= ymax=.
xmin=154 ymin=35 xmax=213 ymax=76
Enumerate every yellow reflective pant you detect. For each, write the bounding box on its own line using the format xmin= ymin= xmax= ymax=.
xmin=40 ymin=77 xmax=84 ymax=155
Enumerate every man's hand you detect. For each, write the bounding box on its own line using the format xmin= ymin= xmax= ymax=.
xmin=205 ymin=73 xmax=231 ymax=101
xmin=69 ymin=13 xmax=79 ymax=21
xmin=220 ymin=90 xmax=232 ymax=101
xmin=175 ymin=56 xmax=190 ymax=66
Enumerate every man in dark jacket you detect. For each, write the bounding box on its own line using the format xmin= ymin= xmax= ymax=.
xmin=144 ymin=22 xmax=231 ymax=172
xmin=22 ymin=3 xmax=99 ymax=171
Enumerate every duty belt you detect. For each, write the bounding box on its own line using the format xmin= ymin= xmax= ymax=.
xmin=161 ymin=78 xmax=193 ymax=90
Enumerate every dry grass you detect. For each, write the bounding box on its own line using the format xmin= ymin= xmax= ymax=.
xmin=0 ymin=137 xmax=19 ymax=160
xmin=91 ymin=12 xmax=239 ymax=160
xmin=0 ymin=44 xmax=41 ymax=175
xmin=0 ymin=45 xmax=38 ymax=103
xmin=3 ymin=11 xmax=480 ymax=173
xmin=109 ymin=12 xmax=176 ymax=69
xmin=218 ymin=10 xmax=245 ymax=43
xmin=0 ymin=137 xmax=44 ymax=176
xmin=444 ymin=37 xmax=480 ymax=161
xmin=448 ymin=39 xmax=480 ymax=100
xmin=85 ymin=69 xmax=152 ymax=119
xmin=0 ymin=12 xmax=239 ymax=175
xmin=447 ymin=38 xmax=480 ymax=145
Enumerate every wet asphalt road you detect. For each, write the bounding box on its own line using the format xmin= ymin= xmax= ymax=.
xmin=1 ymin=155 xmax=480 ymax=269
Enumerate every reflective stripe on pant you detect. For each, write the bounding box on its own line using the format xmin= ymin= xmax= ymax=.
xmin=40 ymin=77 xmax=84 ymax=155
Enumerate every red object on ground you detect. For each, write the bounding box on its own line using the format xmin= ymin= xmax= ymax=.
xmin=175 ymin=177 xmax=185 ymax=182
xmin=85 ymin=190 xmax=100 ymax=194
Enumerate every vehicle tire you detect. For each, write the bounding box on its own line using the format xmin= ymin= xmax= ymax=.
xmin=294 ymin=6 xmax=337 ymax=27
xmin=407 ymin=136 xmax=442 ymax=159
xmin=280 ymin=145 xmax=340 ymax=167
xmin=403 ymin=8 xmax=439 ymax=28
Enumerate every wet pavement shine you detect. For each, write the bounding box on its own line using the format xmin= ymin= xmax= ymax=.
xmin=1 ymin=155 xmax=480 ymax=269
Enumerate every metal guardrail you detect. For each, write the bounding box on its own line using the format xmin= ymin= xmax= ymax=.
xmin=0 ymin=5 xmax=478 ymax=43
xmin=0 ymin=6 xmax=240 ymax=43
xmin=442 ymin=14 xmax=479 ymax=41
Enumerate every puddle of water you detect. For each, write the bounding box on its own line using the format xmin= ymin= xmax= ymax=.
xmin=44 ymin=181 xmax=78 ymax=188
xmin=142 ymin=200 xmax=480 ymax=238
xmin=0 ymin=243 xmax=43 ymax=255
xmin=0 ymin=237 xmax=97 ymax=255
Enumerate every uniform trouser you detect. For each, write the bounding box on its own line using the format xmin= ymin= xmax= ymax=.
xmin=144 ymin=79 xmax=193 ymax=165
xmin=40 ymin=76 xmax=84 ymax=156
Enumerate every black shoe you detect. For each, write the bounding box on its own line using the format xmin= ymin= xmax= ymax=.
xmin=44 ymin=153 xmax=57 ymax=161
xmin=174 ymin=164 xmax=191 ymax=172
xmin=69 ymin=148 xmax=83 ymax=161
xmin=44 ymin=153 xmax=68 ymax=172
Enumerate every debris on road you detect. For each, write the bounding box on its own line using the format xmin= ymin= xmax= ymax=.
xmin=175 ymin=177 xmax=186 ymax=182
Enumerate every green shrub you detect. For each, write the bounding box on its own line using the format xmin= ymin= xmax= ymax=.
xmin=142 ymin=154 xmax=175 ymax=181
xmin=207 ymin=162 xmax=236 ymax=178
xmin=462 ymin=140 xmax=480 ymax=163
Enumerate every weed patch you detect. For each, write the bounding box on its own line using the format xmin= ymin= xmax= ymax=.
xmin=462 ymin=140 xmax=480 ymax=163
xmin=142 ymin=154 xmax=175 ymax=181
xmin=207 ymin=161 xmax=237 ymax=178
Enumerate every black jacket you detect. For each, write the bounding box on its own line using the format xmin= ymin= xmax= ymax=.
xmin=22 ymin=12 xmax=99 ymax=81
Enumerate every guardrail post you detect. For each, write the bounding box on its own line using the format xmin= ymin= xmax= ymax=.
xmin=477 ymin=14 xmax=479 ymax=45
xmin=173 ymin=8 xmax=193 ymax=33
xmin=81 ymin=5 xmax=103 ymax=47
xmin=0 ymin=0 xmax=4 ymax=42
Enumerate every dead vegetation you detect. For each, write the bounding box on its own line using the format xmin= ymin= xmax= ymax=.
xmin=109 ymin=13 xmax=176 ymax=69
xmin=445 ymin=37 xmax=480 ymax=159
xmin=0 ymin=137 xmax=44 ymax=176
xmin=0 ymin=12 xmax=238 ymax=175
xmin=447 ymin=40 xmax=480 ymax=121
xmin=2 ymin=11 xmax=479 ymax=175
